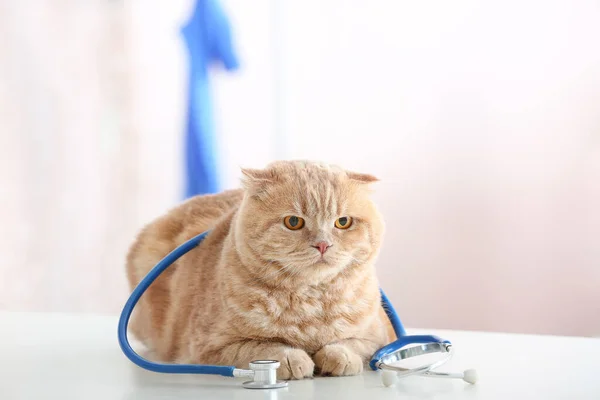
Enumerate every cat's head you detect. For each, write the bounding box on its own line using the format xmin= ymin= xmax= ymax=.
xmin=234 ymin=160 xmax=384 ymax=286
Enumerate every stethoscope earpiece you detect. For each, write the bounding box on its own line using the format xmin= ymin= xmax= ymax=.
xmin=461 ymin=369 xmax=479 ymax=384
xmin=382 ymin=370 xmax=399 ymax=387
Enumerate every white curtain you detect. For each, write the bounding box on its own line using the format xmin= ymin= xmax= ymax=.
xmin=0 ymin=0 xmax=187 ymax=313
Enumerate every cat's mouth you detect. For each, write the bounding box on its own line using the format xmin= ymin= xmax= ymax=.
xmin=312 ymin=253 xmax=337 ymax=266
xmin=278 ymin=250 xmax=340 ymax=268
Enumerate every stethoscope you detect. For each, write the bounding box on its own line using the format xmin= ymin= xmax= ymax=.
xmin=118 ymin=231 xmax=478 ymax=389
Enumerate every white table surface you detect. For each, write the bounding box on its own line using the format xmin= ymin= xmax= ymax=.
xmin=1 ymin=311 xmax=599 ymax=400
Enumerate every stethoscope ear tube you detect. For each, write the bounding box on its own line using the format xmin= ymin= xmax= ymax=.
xmin=117 ymin=232 xmax=237 ymax=377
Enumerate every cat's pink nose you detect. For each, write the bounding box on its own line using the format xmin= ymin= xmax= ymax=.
xmin=313 ymin=241 xmax=331 ymax=255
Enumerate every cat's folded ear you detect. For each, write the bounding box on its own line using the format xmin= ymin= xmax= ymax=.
xmin=241 ymin=167 xmax=277 ymax=184
xmin=240 ymin=167 xmax=277 ymax=198
xmin=346 ymin=171 xmax=379 ymax=184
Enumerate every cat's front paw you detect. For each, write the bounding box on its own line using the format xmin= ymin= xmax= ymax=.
xmin=271 ymin=348 xmax=315 ymax=380
xmin=314 ymin=344 xmax=363 ymax=376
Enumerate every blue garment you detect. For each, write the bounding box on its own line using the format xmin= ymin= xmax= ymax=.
xmin=181 ymin=0 xmax=239 ymax=198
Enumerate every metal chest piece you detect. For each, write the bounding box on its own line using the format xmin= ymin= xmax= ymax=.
xmin=242 ymin=360 xmax=288 ymax=389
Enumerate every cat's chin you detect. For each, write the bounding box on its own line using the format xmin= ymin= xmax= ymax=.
xmin=313 ymin=258 xmax=330 ymax=266
xmin=310 ymin=254 xmax=334 ymax=266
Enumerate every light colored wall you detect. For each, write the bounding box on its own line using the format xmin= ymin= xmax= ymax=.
xmin=1 ymin=0 xmax=599 ymax=337
xmin=217 ymin=0 xmax=600 ymax=337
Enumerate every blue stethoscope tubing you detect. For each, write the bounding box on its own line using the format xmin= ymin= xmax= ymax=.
xmin=117 ymin=231 xmax=450 ymax=377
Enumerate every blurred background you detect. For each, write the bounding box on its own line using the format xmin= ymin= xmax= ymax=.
xmin=1 ymin=0 xmax=599 ymax=338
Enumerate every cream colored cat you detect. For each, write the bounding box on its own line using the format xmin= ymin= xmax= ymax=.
xmin=126 ymin=160 xmax=395 ymax=379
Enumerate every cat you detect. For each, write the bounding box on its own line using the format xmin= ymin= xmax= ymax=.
xmin=125 ymin=160 xmax=395 ymax=379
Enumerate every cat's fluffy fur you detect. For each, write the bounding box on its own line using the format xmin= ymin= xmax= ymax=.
xmin=126 ymin=160 xmax=395 ymax=379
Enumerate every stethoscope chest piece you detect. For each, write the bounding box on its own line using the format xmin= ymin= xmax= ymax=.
xmin=242 ymin=360 xmax=288 ymax=389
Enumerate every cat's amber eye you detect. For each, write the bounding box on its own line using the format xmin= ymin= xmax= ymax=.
xmin=284 ymin=215 xmax=305 ymax=230
xmin=335 ymin=217 xmax=353 ymax=229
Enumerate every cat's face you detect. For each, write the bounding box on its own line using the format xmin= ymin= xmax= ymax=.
xmin=235 ymin=161 xmax=384 ymax=285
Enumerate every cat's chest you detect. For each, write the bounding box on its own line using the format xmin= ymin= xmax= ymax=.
xmin=236 ymin=287 xmax=369 ymax=350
